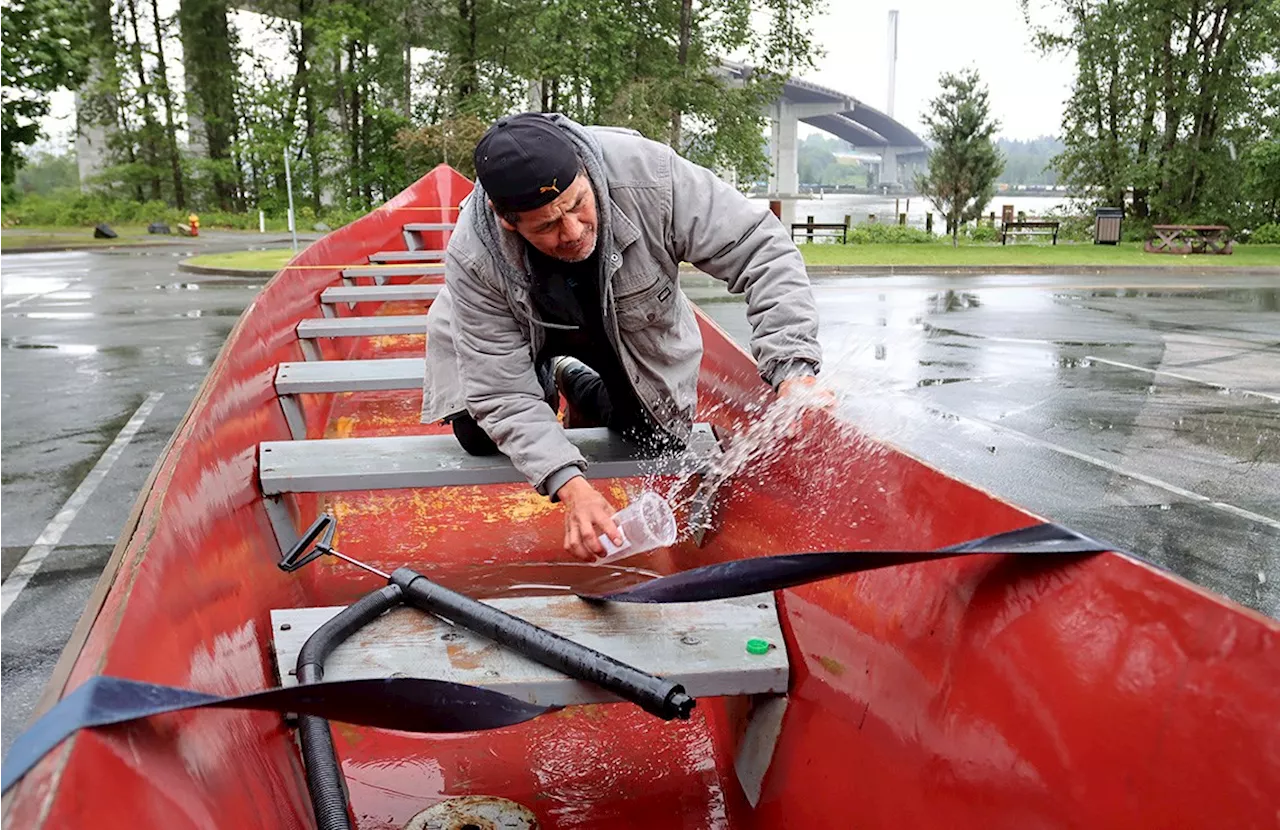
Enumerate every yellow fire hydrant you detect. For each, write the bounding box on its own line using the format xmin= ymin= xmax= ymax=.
xmin=188 ymin=213 xmax=200 ymax=237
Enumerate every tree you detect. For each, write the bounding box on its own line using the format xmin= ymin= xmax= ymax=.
xmin=1 ymin=0 xmax=86 ymax=184
xmin=915 ymin=69 xmax=1004 ymax=247
xmin=1028 ymin=0 xmax=1280 ymax=224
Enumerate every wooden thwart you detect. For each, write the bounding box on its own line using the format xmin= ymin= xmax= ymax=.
xmin=320 ymin=284 xmax=442 ymax=305
xmin=342 ymin=265 xmax=443 ymax=280
xmin=259 ymin=424 xmax=718 ymax=494
xmin=275 ymin=358 xmax=424 ymax=395
xmin=369 ymin=250 xmax=446 ymax=263
xmin=270 ymin=593 xmax=788 ymax=706
xmin=296 ymin=315 xmax=428 ymax=339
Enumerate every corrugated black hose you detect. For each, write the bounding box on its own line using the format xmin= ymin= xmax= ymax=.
xmin=295 ymin=584 xmax=404 ymax=830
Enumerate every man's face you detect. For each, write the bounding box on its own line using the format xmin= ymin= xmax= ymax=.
xmin=496 ymin=173 xmax=598 ymax=262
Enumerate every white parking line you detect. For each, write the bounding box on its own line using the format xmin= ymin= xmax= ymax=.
xmin=939 ymin=409 xmax=1280 ymax=532
xmin=1085 ymin=355 xmax=1280 ymax=403
xmin=0 ymin=392 xmax=164 ymax=617
xmin=1 ymin=279 xmax=82 ymax=311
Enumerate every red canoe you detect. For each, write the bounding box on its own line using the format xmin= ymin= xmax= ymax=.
xmin=5 ymin=166 xmax=1278 ymax=829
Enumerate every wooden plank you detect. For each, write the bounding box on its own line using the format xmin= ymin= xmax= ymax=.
xmin=404 ymin=223 xmax=456 ymax=232
xmin=321 ymin=284 xmax=442 ymax=304
xmin=270 ymin=593 xmax=788 ymax=705
xmin=258 ymin=424 xmax=718 ymax=494
xmin=342 ymin=265 xmax=443 ymax=279
xmin=275 ymin=358 xmax=424 ymax=394
xmin=369 ymin=250 xmax=446 ymax=263
xmin=296 ymin=315 xmax=428 ymax=339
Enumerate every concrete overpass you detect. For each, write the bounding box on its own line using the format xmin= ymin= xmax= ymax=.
xmin=721 ymin=62 xmax=928 ymax=227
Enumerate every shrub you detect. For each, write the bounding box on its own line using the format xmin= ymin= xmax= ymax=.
xmin=964 ymin=223 xmax=1000 ymax=243
xmin=847 ymin=222 xmax=935 ymax=244
xmin=1247 ymin=223 xmax=1280 ymax=244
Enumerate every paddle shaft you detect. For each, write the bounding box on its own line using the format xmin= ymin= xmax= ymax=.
xmin=390 ymin=567 xmax=695 ymax=720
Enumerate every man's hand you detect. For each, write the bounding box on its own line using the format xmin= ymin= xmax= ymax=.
xmin=555 ymin=476 xmax=621 ymax=561
xmin=778 ymin=374 xmax=836 ymax=409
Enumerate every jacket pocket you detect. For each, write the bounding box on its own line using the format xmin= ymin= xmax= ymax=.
xmin=615 ymin=273 xmax=677 ymax=331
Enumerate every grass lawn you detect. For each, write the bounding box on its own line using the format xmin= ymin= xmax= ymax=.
xmin=0 ymin=224 xmax=169 ymax=250
xmin=184 ymin=248 xmax=303 ymax=271
xmin=797 ymin=240 xmax=1280 ymax=267
xmin=181 ymin=240 xmax=1280 ymax=273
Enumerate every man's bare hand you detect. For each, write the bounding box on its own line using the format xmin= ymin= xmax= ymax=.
xmin=778 ymin=374 xmax=836 ymax=409
xmin=556 ymin=476 xmax=621 ymax=561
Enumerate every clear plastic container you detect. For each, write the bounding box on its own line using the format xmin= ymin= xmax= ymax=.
xmin=595 ymin=492 xmax=678 ymax=565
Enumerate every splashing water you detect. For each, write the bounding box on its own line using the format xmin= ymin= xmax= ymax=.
xmin=632 ymin=337 xmax=927 ymax=544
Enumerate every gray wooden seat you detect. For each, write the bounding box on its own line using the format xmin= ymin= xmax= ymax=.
xmin=274 ymin=358 xmax=425 ymax=439
xmin=296 ymin=315 xmax=428 ymax=338
xmin=320 ymin=283 xmax=441 ymax=308
xmin=369 ymin=250 xmax=445 ymax=263
xmin=260 ymin=424 xmax=717 ymax=495
xmin=403 ymin=223 xmax=455 ymax=232
xmin=294 ymin=314 xmax=427 ymax=361
xmin=341 ymin=264 xmax=443 ymax=282
xmin=270 ymin=593 xmax=787 ymax=705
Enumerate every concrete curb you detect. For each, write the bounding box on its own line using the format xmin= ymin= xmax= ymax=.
xmin=177 ymin=261 xmax=277 ymax=277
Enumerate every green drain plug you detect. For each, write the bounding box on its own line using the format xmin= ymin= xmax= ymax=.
xmin=746 ymin=638 xmax=771 ymax=656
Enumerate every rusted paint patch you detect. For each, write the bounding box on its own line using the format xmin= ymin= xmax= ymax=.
xmin=816 ymin=655 xmax=846 ymax=676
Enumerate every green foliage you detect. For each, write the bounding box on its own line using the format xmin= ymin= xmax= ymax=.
xmin=1029 ymin=0 xmax=1280 ymax=225
xmin=1243 ymin=140 xmax=1280 ymax=224
xmin=797 ymin=135 xmax=867 ymax=187
xmin=847 ymin=223 xmax=935 ymax=244
xmin=1 ymin=0 xmax=87 ymax=183
xmin=995 ymin=137 xmax=1063 ymax=186
xmin=13 ymin=152 xmax=80 ymax=196
xmin=915 ymin=69 xmax=1005 ymax=248
xmin=964 ymin=223 xmax=1000 ymax=243
xmin=1248 ymin=223 xmax=1280 ymax=244
xmin=395 ymin=116 xmax=491 ymax=180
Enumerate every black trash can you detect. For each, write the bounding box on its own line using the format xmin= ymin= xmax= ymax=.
xmin=1094 ymin=207 xmax=1123 ymax=245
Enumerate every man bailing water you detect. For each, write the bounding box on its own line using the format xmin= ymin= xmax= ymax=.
xmin=421 ymin=113 xmax=824 ymax=561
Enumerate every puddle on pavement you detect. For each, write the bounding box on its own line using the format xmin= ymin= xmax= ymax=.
xmin=2 ymin=339 xmax=99 ymax=355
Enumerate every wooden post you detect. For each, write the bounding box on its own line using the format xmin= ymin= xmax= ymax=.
xmin=988 ymin=211 xmax=995 ymax=227
xmin=844 ymin=214 xmax=851 ymax=229
xmin=895 ymin=197 xmax=900 ymax=216
xmin=806 ymin=215 xmax=814 ymax=243
xmin=926 ymin=213 xmax=933 ymax=234
xmin=1001 ymin=204 xmax=1014 ymax=227
xmin=868 ymin=213 xmax=877 ymax=224
xmin=899 ymin=213 xmax=906 ymax=226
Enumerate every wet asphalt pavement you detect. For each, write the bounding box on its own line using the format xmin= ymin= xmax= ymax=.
xmin=1 ymin=248 xmax=1277 ymax=753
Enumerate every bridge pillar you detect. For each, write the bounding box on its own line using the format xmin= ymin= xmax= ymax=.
xmin=768 ymin=99 xmax=799 ymax=229
xmin=879 ymin=146 xmax=899 ymax=189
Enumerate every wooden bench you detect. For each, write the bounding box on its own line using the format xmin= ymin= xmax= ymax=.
xmin=258 ymin=424 xmax=720 ymax=553
xmin=294 ymin=315 xmax=427 ymax=360
xmin=1001 ymin=220 xmax=1060 ymax=245
xmin=270 ymin=593 xmax=788 ymax=705
xmin=274 ymin=358 xmax=425 ymax=438
xmin=369 ymin=249 xmax=446 ymax=264
xmin=790 ymin=220 xmax=847 ymax=244
xmin=320 ymin=283 xmax=441 ymax=311
xmin=259 ymin=425 xmax=717 ymax=495
xmin=1145 ymin=225 xmax=1233 ymax=255
xmin=342 ymin=265 xmax=444 ymax=284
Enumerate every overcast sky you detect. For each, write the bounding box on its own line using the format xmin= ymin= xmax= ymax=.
xmin=801 ymin=0 xmax=1072 ymax=141
xmin=36 ymin=0 xmax=1073 ymax=154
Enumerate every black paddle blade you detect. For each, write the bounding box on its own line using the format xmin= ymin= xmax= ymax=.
xmin=581 ymin=522 xmax=1110 ymax=604
xmin=2 ymin=675 xmax=550 ymax=794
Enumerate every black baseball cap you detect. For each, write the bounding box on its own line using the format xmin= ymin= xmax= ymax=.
xmin=474 ymin=114 xmax=580 ymax=215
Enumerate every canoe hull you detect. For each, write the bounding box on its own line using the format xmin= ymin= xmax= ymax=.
xmin=6 ymin=167 xmax=1278 ymax=829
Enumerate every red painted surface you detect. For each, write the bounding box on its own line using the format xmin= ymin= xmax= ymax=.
xmin=6 ymin=167 xmax=1278 ymax=829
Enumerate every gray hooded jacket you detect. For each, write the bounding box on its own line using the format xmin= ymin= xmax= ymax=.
xmin=421 ymin=115 xmax=821 ymax=497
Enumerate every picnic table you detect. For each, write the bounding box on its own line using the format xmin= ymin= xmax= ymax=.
xmin=1145 ymin=225 xmax=1233 ymax=255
